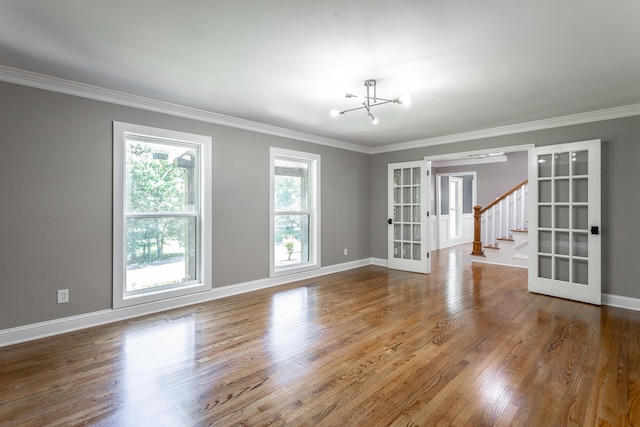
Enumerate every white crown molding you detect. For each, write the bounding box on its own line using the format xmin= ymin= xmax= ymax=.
xmin=3 ymin=65 xmax=640 ymax=156
xmin=370 ymin=103 xmax=640 ymax=154
xmin=0 ymin=65 xmax=370 ymax=154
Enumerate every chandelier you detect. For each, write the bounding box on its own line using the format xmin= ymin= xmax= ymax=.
xmin=330 ymin=79 xmax=411 ymax=125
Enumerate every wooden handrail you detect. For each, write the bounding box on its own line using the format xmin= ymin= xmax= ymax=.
xmin=480 ymin=179 xmax=528 ymax=214
xmin=471 ymin=179 xmax=529 ymax=257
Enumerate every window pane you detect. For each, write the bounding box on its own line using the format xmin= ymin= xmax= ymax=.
xmin=274 ymin=159 xmax=309 ymax=211
xmin=125 ymin=216 xmax=197 ymax=292
xmin=126 ymin=140 xmax=198 ymax=213
xmin=274 ymin=214 xmax=309 ymax=267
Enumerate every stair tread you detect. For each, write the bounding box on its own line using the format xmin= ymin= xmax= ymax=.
xmin=496 ymin=237 xmax=514 ymax=241
xmin=511 ymin=229 xmax=529 ymax=233
xmin=483 ymin=245 xmax=500 ymax=249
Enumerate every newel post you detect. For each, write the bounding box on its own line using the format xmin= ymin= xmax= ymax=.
xmin=471 ymin=205 xmax=484 ymax=256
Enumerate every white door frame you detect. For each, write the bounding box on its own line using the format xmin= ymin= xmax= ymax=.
xmin=425 ymin=144 xmax=533 ymax=251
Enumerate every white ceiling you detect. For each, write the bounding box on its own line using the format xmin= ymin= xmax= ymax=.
xmin=1 ymin=1 xmax=640 ymax=148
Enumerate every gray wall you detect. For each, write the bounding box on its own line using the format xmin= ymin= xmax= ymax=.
xmin=371 ymin=116 xmax=640 ymax=299
xmin=433 ymin=151 xmax=529 ymax=208
xmin=3 ymin=78 xmax=640 ymax=331
xmin=0 ymin=82 xmax=371 ymax=329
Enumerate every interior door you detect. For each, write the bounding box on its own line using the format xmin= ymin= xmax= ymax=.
xmin=388 ymin=161 xmax=430 ymax=274
xmin=528 ymin=140 xmax=601 ymax=305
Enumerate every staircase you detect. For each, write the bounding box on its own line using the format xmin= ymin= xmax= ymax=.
xmin=470 ymin=180 xmax=529 ymax=268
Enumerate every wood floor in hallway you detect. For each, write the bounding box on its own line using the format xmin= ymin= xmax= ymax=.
xmin=1 ymin=245 xmax=639 ymax=426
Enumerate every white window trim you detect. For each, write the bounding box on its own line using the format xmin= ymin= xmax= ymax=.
xmin=270 ymin=147 xmax=321 ymax=277
xmin=113 ymin=122 xmax=212 ymax=309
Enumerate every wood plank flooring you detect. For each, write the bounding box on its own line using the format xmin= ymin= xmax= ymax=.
xmin=1 ymin=244 xmax=640 ymax=426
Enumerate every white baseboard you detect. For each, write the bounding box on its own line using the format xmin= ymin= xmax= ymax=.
xmin=370 ymin=257 xmax=388 ymax=267
xmin=0 ymin=258 xmax=374 ymax=347
xmin=602 ymin=293 xmax=640 ymax=312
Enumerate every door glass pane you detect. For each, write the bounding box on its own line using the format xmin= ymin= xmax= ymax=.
xmin=538 ymin=154 xmax=552 ymax=177
xmin=555 ymin=206 xmax=569 ymax=229
xmin=413 ymin=187 xmax=420 ymax=204
xmin=573 ymin=206 xmax=588 ymax=230
xmin=539 ymin=255 xmax=552 ymax=279
xmin=554 ymin=179 xmax=569 ymax=203
xmin=412 ymin=167 xmax=421 ymax=184
xmin=394 ymin=188 xmax=401 ymax=204
xmin=573 ymin=233 xmax=588 ymax=257
xmin=413 ymin=206 xmax=420 ymax=222
xmin=403 ymin=187 xmax=411 ymax=204
xmin=402 ymin=169 xmax=411 ymax=185
xmin=403 ymin=242 xmax=411 ymax=259
xmin=573 ymin=259 xmax=588 ymax=284
xmin=539 ymin=206 xmax=552 ymax=228
xmin=393 ymin=206 xmax=400 ymax=222
xmin=394 ymin=224 xmax=401 ymax=240
xmin=394 ymin=242 xmax=401 ymax=259
xmin=394 ymin=169 xmax=402 ymax=186
xmin=573 ymin=178 xmax=588 ymax=202
xmin=403 ymin=224 xmax=411 ymax=240
xmin=555 ymin=231 xmax=570 ymax=255
xmin=555 ymin=257 xmax=570 ymax=282
xmin=572 ymin=150 xmax=588 ymax=176
xmin=539 ymin=181 xmax=552 ymax=203
xmin=413 ymin=243 xmax=421 ymax=260
xmin=554 ymin=152 xmax=570 ymax=177
xmin=413 ymin=225 xmax=421 ymax=241
xmin=402 ymin=206 xmax=411 ymax=222
xmin=539 ymin=231 xmax=552 ymax=253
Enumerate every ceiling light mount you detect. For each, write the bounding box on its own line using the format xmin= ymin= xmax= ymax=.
xmin=331 ymin=79 xmax=410 ymax=125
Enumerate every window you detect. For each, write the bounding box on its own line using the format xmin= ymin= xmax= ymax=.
xmin=270 ymin=147 xmax=320 ymax=277
xmin=113 ymin=122 xmax=212 ymax=308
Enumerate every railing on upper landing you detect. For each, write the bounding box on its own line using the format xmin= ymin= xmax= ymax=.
xmin=471 ymin=180 xmax=528 ymax=256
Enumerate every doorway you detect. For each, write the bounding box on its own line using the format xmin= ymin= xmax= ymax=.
xmin=435 ymin=172 xmax=476 ymax=249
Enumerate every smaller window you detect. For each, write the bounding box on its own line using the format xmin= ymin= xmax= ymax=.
xmin=270 ymin=148 xmax=320 ymax=277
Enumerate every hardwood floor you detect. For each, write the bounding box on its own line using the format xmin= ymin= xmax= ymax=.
xmin=1 ymin=245 xmax=639 ymax=426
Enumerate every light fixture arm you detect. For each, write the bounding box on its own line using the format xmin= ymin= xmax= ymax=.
xmin=331 ymin=79 xmax=410 ymax=124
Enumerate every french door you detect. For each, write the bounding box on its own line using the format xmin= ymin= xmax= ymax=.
xmin=388 ymin=161 xmax=430 ymax=274
xmin=528 ymin=140 xmax=601 ymax=305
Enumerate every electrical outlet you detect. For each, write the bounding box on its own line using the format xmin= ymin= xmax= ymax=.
xmin=344 ymin=248 xmax=348 ymax=256
xmin=57 ymin=289 xmax=69 ymax=304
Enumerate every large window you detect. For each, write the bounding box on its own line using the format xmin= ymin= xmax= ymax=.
xmin=113 ymin=122 xmax=212 ymax=308
xmin=270 ymin=148 xmax=320 ymax=277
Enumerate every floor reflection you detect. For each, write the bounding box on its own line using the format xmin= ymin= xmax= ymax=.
xmin=446 ymin=249 xmax=463 ymax=312
xmin=268 ymin=287 xmax=312 ymax=384
xmin=118 ymin=317 xmax=196 ymax=426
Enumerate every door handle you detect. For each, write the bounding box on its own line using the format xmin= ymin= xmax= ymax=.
xmin=388 ymin=218 xmax=393 ymax=225
xmin=591 ymin=226 xmax=599 ymax=235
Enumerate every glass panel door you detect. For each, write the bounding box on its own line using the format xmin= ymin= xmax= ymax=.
xmin=388 ymin=161 xmax=429 ymax=274
xmin=528 ymin=140 xmax=601 ymax=305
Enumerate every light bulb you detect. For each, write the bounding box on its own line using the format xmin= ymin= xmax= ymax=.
xmin=371 ymin=117 xmax=379 ymax=125
xmin=357 ymin=94 xmax=365 ymax=104
xmin=330 ymin=110 xmax=340 ymax=117
xmin=399 ymin=95 xmax=412 ymax=106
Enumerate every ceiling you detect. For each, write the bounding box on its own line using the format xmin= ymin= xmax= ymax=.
xmin=1 ymin=1 xmax=640 ymax=149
